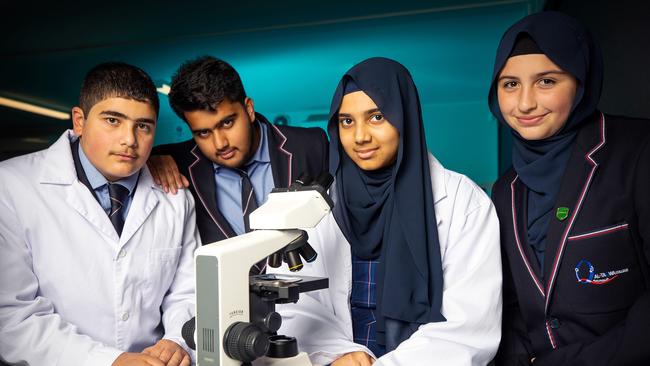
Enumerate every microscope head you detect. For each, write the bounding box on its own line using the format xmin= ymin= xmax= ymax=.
xmin=249 ymin=172 xmax=334 ymax=230
xmin=193 ymin=172 xmax=333 ymax=366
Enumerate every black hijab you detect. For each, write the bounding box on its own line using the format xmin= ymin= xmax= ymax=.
xmin=488 ymin=11 xmax=603 ymax=269
xmin=328 ymin=57 xmax=445 ymax=351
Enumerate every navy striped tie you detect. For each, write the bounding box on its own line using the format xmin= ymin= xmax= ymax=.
xmin=236 ymin=169 xmax=259 ymax=233
xmin=108 ymin=183 xmax=129 ymax=236
xmin=236 ymin=169 xmax=265 ymax=274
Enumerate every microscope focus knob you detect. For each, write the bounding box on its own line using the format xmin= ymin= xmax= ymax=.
xmin=267 ymin=335 xmax=299 ymax=358
xmin=263 ymin=311 xmax=282 ymax=333
xmin=223 ymin=322 xmax=270 ymax=363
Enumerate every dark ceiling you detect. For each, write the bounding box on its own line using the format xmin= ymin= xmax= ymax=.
xmin=4 ymin=0 xmax=530 ymax=55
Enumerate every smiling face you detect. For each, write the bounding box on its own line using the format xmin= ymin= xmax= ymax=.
xmin=185 ymin=97 xmax=259 ymax=169
xmin=337 ymin=91 xmax=399 ymax=171
xmin=497 ymin=53 xmax=578 ymax=140
xmin=72 ymin=97 xmax=157 ymax=181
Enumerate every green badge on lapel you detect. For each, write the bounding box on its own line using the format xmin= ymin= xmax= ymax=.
xmin=556 ymin=207 xmax=569 ymax=221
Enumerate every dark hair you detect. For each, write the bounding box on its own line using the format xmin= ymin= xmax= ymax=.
xmin=168 ymin=56 xmax=247 ymax=122
xmin=79 ymin=62 xmax=159 ymax=116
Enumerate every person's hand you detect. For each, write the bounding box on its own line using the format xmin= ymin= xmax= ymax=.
xmin=112 ymin=352 xmax=165 ymax=366
xmin=332 ymin=351 xmax=375 ymax=366
xmin=147 ymin=155 xmax=189 ymax=194
xmin=142 ymin=339 xmax=191 ymax=366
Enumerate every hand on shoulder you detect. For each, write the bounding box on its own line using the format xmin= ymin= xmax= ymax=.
xmin=148 ymin=155 xmax=189 ymax=194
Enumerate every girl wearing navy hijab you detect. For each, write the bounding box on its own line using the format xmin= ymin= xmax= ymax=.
xmin=489 ymin=11 xmax=650 ymax=365
xmin=276 ymin=57 xmax=501 ymax=366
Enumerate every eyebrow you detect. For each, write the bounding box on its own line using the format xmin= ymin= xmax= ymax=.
xmin=498 ymin=70 xmax=569 ymax=81
xmin=99 ymin=110 xmax=156 ymax=124
xmin=338 ymin=108 xmax=382 ymax=118
xmin=190 ymin=112 xmax=237 ymax=133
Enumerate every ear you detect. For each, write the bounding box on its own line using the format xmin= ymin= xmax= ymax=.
xmin=71 ymin=107 xmax=86 ymax=136
xmin=244 ymin=97 xmax=255 ymax=123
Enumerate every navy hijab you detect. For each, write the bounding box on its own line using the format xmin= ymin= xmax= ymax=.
xmin=328 ymin=57 xmax=445 ymax=350
xmin=488 ymin=11 xmax=603 ymax=269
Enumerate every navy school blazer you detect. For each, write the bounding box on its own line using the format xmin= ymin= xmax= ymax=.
xmin=493 ymin=113 xmax=650 ymax=366
xmin=153 ymin=113 xmax=329 ymax=245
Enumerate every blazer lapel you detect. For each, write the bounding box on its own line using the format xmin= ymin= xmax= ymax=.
xmin=262 ymin=116 xmax=292 ymax=188
xmin=543 ymin=113 xmax=606 ymax=312
xmin=188 ymin=145 xmax=236 ymax=239
xmin=510 ymin=175 xmax=546 ymax=297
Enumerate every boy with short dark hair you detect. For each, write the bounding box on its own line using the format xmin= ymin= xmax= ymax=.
xmin=150 ymin=57 xmax=328 ymax=271
xmin=0 ymin=62 xmax=199 ymax=366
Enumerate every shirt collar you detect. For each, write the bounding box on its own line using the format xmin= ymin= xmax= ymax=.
xmin=213 ymin=120 xmax=270 ymax=172
xmin=77 ymin=140 xmax=139 ymax=194
xmin=251 ymin=120 xmax=270 ymax=164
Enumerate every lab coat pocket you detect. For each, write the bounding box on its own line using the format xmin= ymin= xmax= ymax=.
xmin=561 ymin=222 xmax=645 ymax=314
xmin=145 ymin=247 xmax=183 ymax=302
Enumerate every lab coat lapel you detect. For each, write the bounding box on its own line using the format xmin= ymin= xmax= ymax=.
xmin=428 ymin=154 xmax=446 ymax=226
xmin=40 ymin=131 xmax=120 ymax=242
xmin=543 ymin=114 xmax=606 ymax=312
xmin=119 ymin=167 xmax=159 ymax=245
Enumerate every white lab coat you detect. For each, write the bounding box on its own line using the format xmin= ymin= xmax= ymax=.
xmin=275 ymin=154 xmax=502 ymax=366
xmin=0 ymin=131 xmax=200 ymax=365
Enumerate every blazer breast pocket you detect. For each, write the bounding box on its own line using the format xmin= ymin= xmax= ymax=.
xmin=560 ymin=222 xmax=645 ymax=314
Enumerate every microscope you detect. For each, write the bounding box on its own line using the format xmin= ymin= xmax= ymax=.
xmin=189 ymin=173 xmax=333 ymax=366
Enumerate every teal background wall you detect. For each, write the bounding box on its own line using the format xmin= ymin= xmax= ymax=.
xmin=151 ymin=2 xmax=530 ymax=189
xmin=1 ymin=0 xmax=538 ymax=189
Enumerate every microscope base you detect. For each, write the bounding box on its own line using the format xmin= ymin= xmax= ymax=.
xmin=253 ymin=352 xmax=313 ymax=366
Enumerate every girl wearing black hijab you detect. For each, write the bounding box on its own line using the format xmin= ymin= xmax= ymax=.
xmin=489 ymin=11 xmax=650 ymax=366
xmin=276 ymin=57 xmax=501 ymax=366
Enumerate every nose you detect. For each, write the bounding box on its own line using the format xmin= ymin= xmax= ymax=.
xmin=517 ymin=85 xmax=537 ymax=113
xmin=121 ymin=124 xmax=138 ymax=148
xmin=354 ymin=123 xmax=371 ymax=144
xmin=213 ymin=130 xmax=229 ymax=151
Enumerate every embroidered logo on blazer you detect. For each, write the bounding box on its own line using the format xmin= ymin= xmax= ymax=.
xmin=575 ymin=259 xmax=629 ymax=285
xmin=556 ymin=207 xmax=569 ymax=221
